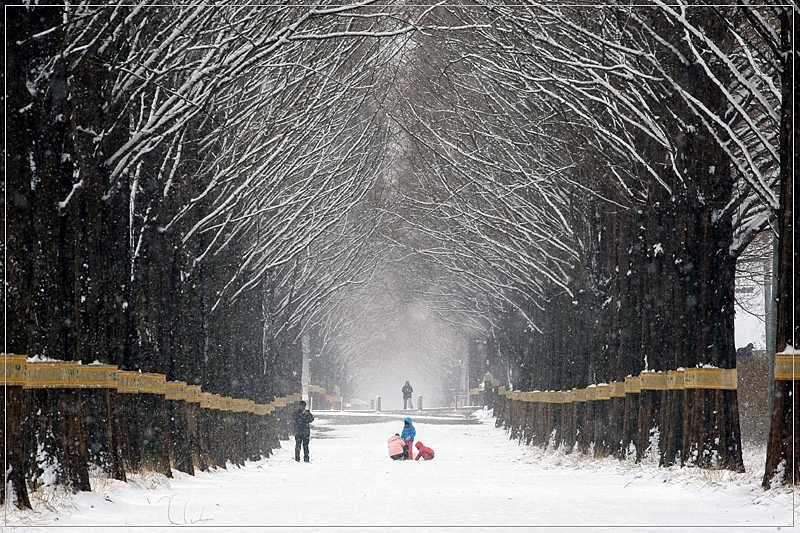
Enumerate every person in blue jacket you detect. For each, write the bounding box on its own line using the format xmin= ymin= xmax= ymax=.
xmin=401 ymin=417 xmax=416 ymax=459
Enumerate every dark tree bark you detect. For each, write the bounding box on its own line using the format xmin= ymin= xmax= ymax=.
xmin=168 ymin=398 xmax=194 ymax=475
xmin=1 ymin=386 xmax=31 ymax=508
xmin=763 ymin=5 xmax=799 ymax=488
xmin=83 ymin=389 xmax=126 ymax=481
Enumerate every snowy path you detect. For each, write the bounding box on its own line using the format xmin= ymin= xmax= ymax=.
xmin=6 ymin=409 xmax=796 ymax=532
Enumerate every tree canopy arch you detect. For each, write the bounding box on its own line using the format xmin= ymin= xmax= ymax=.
xmin=4 ymin=1 xmax=796 ymax=505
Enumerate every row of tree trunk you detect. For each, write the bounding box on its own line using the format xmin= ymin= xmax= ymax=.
xmin=1 ymin=383 xmax=291 ymax=509
xmin=486 ymin=371 xmax=742 ymax=469
xmin=493 ymin=384 xmax=743 ymax=471
xmin=4 ymin=6 xmax=307 ymax=509
xmin=483 ymin=180 xmax=745 ymax=471
xmin=476 ymin=4 xmax=797 ymax=485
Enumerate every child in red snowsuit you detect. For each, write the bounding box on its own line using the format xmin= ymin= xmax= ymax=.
xmin=414 ymin=441 xmax=434 ymax=461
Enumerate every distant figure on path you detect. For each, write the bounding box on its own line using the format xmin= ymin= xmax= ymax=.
xmin=414 ymin=441 xmax=435 ymax=461
xmin=736 ymin=343 xmax=755 ymax=358
xmin=388 ymin=433 xmax=408 ymax=460
xmin=402 ymin=381 xmax=413 ymax=409
xmin=401 ymin=417 xmax=416 ymax=460
xmin=294 ymin=400 xmax=315 ymax=463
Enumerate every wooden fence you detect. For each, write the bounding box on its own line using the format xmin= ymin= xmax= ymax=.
xmin=484 ymin=366 xmax=745 ymax=466
xmin=2 ymin=354 xmax=300 ymax=509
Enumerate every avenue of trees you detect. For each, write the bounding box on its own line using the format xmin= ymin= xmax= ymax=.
xmin=2 ymin=0 xmax=797 ymax=508
xmin=392 ymin=1 xmax=797 ymax=479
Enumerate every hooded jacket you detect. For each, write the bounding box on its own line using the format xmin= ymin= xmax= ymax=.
xmin=414 ymin=441 xmax=434 ymax=461
xmin=400 ymin=417 xmax=416 ymax=442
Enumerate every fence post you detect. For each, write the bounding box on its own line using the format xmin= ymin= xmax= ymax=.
xmin=376 ymin=396 xmax=381 ymax=412
xmin=418 ymin=395 xmax=423 ymax=411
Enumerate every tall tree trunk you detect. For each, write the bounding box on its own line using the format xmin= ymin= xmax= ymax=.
xmin=763 ymin=5 xmax=799 ymax=488
xmin=4 ymin=7 xmax=38 ymax=509
xmin=1 ymin=386 xmax=31 ymax=508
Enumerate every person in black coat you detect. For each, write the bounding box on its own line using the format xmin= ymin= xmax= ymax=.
xmin=402 ymin=381 xmax=413 ymax=409
xmin=294 ymin=400 xmax=315 ymax=462
xmin=736 ymin=343 xmax=755 ymax=359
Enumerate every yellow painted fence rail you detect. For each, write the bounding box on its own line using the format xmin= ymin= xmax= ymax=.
xmin=484 ymin=366 xmax=742 ymax=467
xmin=1 ymin=353 xmax=304 ymax=508
xmin=492 ymin=367 xmax=738 ymax=407
xmin=1 ymin=354 xmax=299 ymax=415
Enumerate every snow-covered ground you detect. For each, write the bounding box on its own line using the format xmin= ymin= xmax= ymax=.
xmin=5 ymin=408 xmax=796 ymax=532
